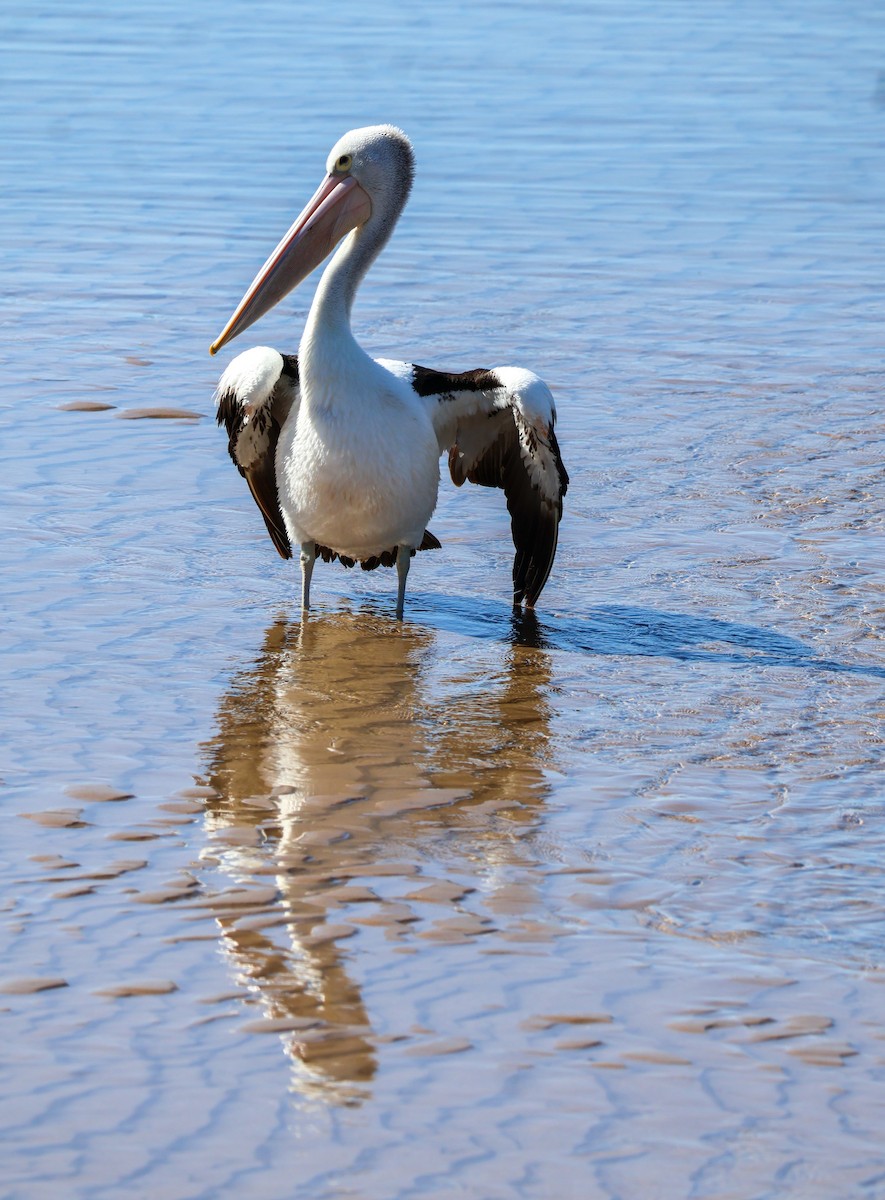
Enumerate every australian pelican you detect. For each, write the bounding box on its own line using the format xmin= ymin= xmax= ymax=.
xmin=211 ymin=125 xmax=568 ymax=618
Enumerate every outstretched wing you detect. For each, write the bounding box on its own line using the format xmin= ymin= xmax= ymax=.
xmin=213 ymin=346 xmax=299 ymax=559
xmin=385 ymin=361 xmax=568 ymax=607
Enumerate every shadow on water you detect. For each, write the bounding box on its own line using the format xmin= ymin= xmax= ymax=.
xmin=198 ymin=610 xmax=556 ymax=1104
xmin=416 ymin=594 xmax=885 ymax=679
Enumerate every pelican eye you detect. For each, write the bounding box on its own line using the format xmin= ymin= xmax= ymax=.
xmin=335 ymin=153 xmax=353 ymax=172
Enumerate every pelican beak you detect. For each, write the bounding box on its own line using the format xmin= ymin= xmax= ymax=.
xmin=210 ymin=174 xmax=372 ymax=356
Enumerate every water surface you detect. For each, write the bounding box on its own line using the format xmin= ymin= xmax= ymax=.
xmin=1 ymin=2 xmax=884 ymax=1197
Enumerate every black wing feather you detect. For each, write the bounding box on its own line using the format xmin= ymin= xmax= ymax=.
xmin=449 ymin=414 xmax=568 ymax=607
xmin=215 ymin=354 xmax=299 ymax=560
xmin=422 ymin=361 xmax=567 ymax=608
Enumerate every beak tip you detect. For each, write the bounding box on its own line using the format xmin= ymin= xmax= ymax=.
xmin=209 ymin=341 xmax=219 ymax=357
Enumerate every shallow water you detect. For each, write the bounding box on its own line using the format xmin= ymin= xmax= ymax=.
xmin=2 ymin=1 xmax=884 ymax=1197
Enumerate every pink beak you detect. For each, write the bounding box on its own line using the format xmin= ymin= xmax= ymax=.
xmin=210 ymin=173 xmax=372 ymax=356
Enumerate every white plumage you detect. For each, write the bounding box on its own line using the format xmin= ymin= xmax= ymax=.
xmin=212 ymin=126 xmax=568 ymax=617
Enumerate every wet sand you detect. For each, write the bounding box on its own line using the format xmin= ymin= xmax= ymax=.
xmin=2 ymin=1 xmax=884 ymax=1197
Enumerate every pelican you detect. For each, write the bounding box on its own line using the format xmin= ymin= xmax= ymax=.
xmin=210 ymin=125 xmax=568 ymax=618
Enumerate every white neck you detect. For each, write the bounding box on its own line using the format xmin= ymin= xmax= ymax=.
xmin=301 ymin=229 xmax=370 ymax=354
xmin=299 ymin=180 xmax=407 ymax=391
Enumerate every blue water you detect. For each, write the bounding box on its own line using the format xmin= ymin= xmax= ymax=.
xmin=1 ymin=2 xmax=884 ymax=1197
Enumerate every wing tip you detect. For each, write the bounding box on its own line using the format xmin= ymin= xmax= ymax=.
xmin=511 ymin=506 xmax=559 ymax=609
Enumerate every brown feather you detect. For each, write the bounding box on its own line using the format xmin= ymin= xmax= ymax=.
xmin=215 ymin=356 xmax=298 ymax=560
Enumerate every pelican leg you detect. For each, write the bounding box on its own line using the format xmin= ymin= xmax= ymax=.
xmin=300 ymin=541 xmax=316 ymax=611
xmin=395 ymin=545 xmax=412 ymax=619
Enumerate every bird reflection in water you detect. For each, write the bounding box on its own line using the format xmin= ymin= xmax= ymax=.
xmin=199 ymin=608 xmax=555 ymax=1104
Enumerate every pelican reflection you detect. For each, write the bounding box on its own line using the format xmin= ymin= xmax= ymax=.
xmin=200 ymin=609 xmax=555 ymax=1102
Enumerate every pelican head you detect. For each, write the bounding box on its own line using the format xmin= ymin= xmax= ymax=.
xmin=210 ymin=125 xmax=414 ymax=356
